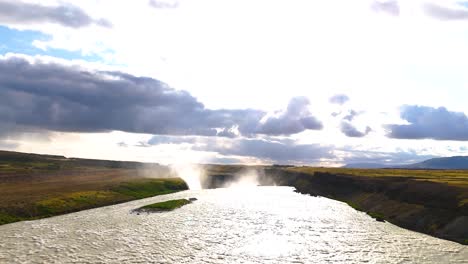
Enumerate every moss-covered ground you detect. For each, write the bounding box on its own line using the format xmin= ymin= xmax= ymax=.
xmin=137 ymin=199 xmax=192 ymax=212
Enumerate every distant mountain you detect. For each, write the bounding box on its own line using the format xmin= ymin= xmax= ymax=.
xmin=403 ymin=156 xmax=468 ymax=170
xmin=344 ymin=156 xmax=468 ymax=170
xmin=342 ymin=163 xmax=396 ymax=169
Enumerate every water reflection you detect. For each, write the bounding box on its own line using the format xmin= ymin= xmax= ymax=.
xmin=0 ymin=187 xmax=466 ymax=263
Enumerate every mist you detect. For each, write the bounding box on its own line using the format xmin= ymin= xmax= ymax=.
xmin=170 ymin=164 xmax=205 ymax=190
xmin=222 ymin=168 xmax=261 ymax=188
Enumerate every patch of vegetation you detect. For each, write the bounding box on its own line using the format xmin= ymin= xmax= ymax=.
xmin=137 ymin=199 xmax=191 ymax=212
xmin=112 ymin=178 xmax=188 ymax=199
xmin=367 ymin=212 xmax=385 ymax=222
xmin=346 ymin=201 xmax=363 ymax=211
xmin=345 ymin=202 xmax=385 ymax=221
xmin=0 ymin=212 xmax=23 ymax=225
xmin=35 ymin=191 xmax=127 ymax=216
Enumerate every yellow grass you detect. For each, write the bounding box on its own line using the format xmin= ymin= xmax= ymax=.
xmin=287 ymin=167 xmax=468 ymax=187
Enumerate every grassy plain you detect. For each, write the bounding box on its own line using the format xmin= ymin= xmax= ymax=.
xmin=287 ymin=166 xmax=468 ymax=187
xmin=0 ymin=151 xmax=188 ymax=225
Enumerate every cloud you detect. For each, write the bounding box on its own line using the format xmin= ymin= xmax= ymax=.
xmin=254 ymin=97 xmax=323 ymax=136
xmin=340 ymin=122 xmax=372 ymax=138
xmin=144 ymin=135 xmax=435 ymax=166
xmin=0 ymin=122 xmax=50 ymax=142
xmin=149 ymin=0 xmax=179 ymax=9
xmin=422 ymin=2 xmax=468 ymax=20
xmin=146 ymin=135 xmax=334 ymax=164
xmin=0 ymin=1 xmax=111 ymax=28
xmin=386 ymin=105 xmax=468 ymax=141
xmin=117 ymin=142 xmax=128 ymax=148
xmin=337 ymin=147 xmax=436 ymax=166
xmin=343 ymin=110 xmax=359 ymax=122
xmin=0 ymin=55 xmax=322 ymax=138
xmin=0 ymin=140 xmax=18 ymax=150
xmin=329 ymin=94 xmax=350 ymax=105
xmin=371 ymin=0 xmax=400 ymax=16
xmin=371 ymin=1 xmax=468 ymax=20
xmin=194 ymin=138 xmax=332 ymax=163
xmin=334 ymin=109 xmax=371 ymax=138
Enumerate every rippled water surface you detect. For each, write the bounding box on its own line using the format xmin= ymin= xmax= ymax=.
xmin=0 ymin=187 xmax=467 ymax=263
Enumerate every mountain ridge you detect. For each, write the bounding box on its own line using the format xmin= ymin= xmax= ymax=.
xmin=344 ymin=156 xmax=468 ymax=170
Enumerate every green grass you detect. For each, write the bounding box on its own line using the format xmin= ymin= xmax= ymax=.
xmin=0 ymin=212 xmax=23 ymax=225
xmin=345 ymin=201 xmax=386 ymax=222
xmin=0 ymin=178 xmax=188 ymax=225
xmin=346 ymin=201 xmax=363 ymax=211
xmin=35 ymin=191 xmax=127 ymax=216
xmin=367 ymin=212 xmax=385 ymax=222
xmin=112 ymin=178 xmax=188 ymax=199
xmin=138 ymin=199 xmax=191 ymax=212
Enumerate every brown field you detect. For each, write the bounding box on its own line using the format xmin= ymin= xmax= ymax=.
xmin=0 ymin=150 xmax=187 ymax=225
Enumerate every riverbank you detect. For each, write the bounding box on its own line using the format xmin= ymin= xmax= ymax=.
xmin=200 ymin=165 xmax=468 ymax=244
xmin=265 ymin=168 xmax=468 ymax=245
xmin=0 ymin=178 xmax=188 ymax=225
xmin=1 ymin=150 xmax=467 ymax=245
xmin=0 ymin=151 xmax=188 ymax=225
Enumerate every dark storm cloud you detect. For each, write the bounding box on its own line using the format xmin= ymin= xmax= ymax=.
xmin=0 ymin=122 xmax=50 ymax=141
xmin=329 ymin=94 xmax=350 ymax=105
xmin=254 ymin=97 xmax=323 ymax=136
xmin=386 ymin=105 xmax=468 ymax=141
xmin=145 ymin=135 xmax=435 ymax=166
xmin=147 ymin=136 xmax=334 ymax=164
xmin=422 ymin=2 xmax=468 ymax=20
xmin=340 ymin=122 xmax=371 ymax=138
xmin=0 ymin=1 xmax=111 ymax=28
xmin=199 ymin=138 xmax=333 ymax=163
xmin=371 ymin=0 xmax=400 ymax=16
xmin=0 ymin=56 xmax=322 ymax=138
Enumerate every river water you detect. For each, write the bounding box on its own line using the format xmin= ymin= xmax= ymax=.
xmin=0 ymin=186 xmax=466 ymax=263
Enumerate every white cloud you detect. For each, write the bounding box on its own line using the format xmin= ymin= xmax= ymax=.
xmin=0 ymin=0 xmax=467 ymax=164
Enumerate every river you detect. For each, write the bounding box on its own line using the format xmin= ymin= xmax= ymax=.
xmin=0 ymin=187 xmax=466 ymax=263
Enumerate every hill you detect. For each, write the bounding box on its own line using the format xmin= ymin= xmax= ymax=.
xmin=342 ymin=163 xmax=394 ymax=169
xmin=403 ymin=156 xmax=468 ymax=170
xmin=345 ymin=156 xmax=468 ymax=170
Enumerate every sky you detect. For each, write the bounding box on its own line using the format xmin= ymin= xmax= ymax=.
xmin=0 ymin=0 xmax=468 ymax=166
